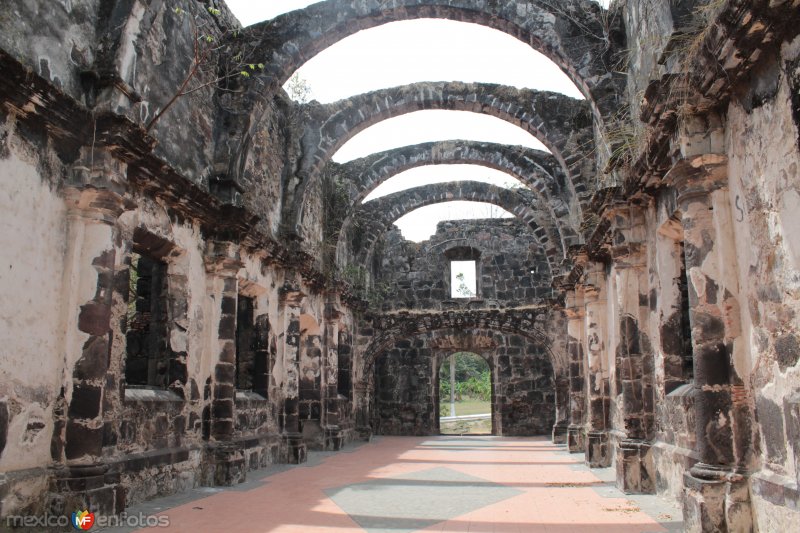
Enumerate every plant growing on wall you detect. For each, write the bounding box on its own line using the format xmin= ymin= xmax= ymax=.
xmin=144 ymin=3 xmax=264 ymax=132
xmin=454 ymin=272 xmax=476 ymax=298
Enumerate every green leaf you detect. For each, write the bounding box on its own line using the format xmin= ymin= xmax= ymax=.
xmin=240 ymin=71 xmax=250 ymax=78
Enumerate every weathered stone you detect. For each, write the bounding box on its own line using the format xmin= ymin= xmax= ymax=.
xmin=0 ymin=0 xmax=798 ymax=529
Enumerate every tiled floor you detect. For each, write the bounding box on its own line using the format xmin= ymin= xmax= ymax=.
xmin=105 ymin=436 xmax=682 ymax=533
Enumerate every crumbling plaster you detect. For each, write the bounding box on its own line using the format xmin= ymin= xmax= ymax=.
xmin=0 ymin=146 xmax=66 ymax=472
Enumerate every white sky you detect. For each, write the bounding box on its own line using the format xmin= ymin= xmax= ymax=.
xmin=224 ymin=0 xmax=587 ymax=242
xmin=451 ymin=260 xmax=477 ymax=298
xmin=364 ymin=165 xmax=524 ymax=201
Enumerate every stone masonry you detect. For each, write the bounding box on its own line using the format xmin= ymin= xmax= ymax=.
xmin=0 ymin=1 xmax=799 ymax=531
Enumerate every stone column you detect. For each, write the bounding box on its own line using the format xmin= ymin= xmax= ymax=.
xmin=551 ymin=375 xmax=570 ymax=445
xmin=669 ymin=150 xmax=753 ymax=532
xmin=583 ymin=259 xmax=612 ymax=468
xmin=54 ymin=177 xmax=130 ymax=515
xmin=279 ymin=281 xmax=308 ymax=463
xmin=322 ymin=298 xmax=344 ymax=450
xmin=353 ymin=381 xmax=373 ymax=441
xmin=565 ymin=287 xmax=586 ymax=453
xmin=610 ymin=205 xmax=655 ymax=494
xmin=204 ymin=241 xmax=245 ymax=485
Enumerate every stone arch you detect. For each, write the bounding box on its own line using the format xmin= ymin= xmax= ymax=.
xmin=359 ymin=307 xmax=565 ymax=374
xmin=338 ymin=181 xmax=565 ymax=271
xmin=290 ymin=82 xmax=594 ymax=233
xmin=238 ymin=0 xmax=625 ymax=121
xmin=340 ymin=140 xmax=567 ymax=206
xmin=329 ymin=140 xmax=581 ymax=245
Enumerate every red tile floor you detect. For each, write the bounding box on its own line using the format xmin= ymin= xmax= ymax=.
xmin=117 ymin=436 xmax=681 ymax=533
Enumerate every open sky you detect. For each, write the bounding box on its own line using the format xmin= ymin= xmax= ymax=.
xmin=224 ymin=0 xmax=587 ymax=242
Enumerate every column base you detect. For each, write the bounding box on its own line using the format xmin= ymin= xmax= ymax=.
xmin=567 ymin=424 xmax=585 ymax=453
xmin=284 ymin=432 xmax=307 ymax=464
xmin=615 ymin=438 xmax=655 ymax=494
xmin=356 ymin=425 xmax=372 ymax=442
xmin=49 ymin=464 xmax=123 ymax=518
xmin=586 ymin=430 xmax=611 ymax=467
xmin=683 ymin=464 xmax=752 ymax=533
xmin=210 ymin=442 xmax=246 ymax=486
xmin=324 ymin=425 xmax=344 ymax=451
xmin=551 ymin=422 xmax=569 ymax=445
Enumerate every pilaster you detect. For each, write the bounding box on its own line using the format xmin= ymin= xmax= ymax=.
xmin=565 ymin=287 xmax=586 ymax=453
xmin=279 ymin=281 xmax=307 ymax=464
xmin=666 ymin=140 xmax=754 ymax=531
xmin=204 ymin=241 xmax=245 ymax=484
xmin=583 ymin=258 xmax=612 ymax=468
xmin=608 ymin=204 xmax=655 ymax=494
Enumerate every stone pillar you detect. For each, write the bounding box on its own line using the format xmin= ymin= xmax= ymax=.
xmin=565 ymin=287 xmax=586 ymax=453
xmin=353 ymin=382 xmax=372 ymax=441
xmin=583 ymin=259 xmax=612 ymax=468
xmin=204 ymin=241 xmax=245 ymax=485
xmin=54 ymin=179 xmax=130 ymax=515
xmin=551 ymin=375 xmax=570 ymax=445
xmin=668 ymin=148 xmax=753 ymax=532
xmin=279 ymin=281 xmax=307 ymax=464
xmin=610 ymin=205 xmax=655 ymax=494
xmin=322 ymin=298 xmax=344 ymax=451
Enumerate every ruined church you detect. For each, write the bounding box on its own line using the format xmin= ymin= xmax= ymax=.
xmin=0 ymin=0 xmax=799 ymax=531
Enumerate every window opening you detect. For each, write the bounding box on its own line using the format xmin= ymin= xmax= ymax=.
xmin=451 ymin=260 xmax=477 ymax=298
xmin=125 ymin=252 xmax=170 ymax=387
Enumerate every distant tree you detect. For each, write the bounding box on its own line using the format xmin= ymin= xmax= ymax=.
xmin=454 ymin=271 xmax=475 ymax=298
xmin=286 ymin=73 xmax=313 ymax=104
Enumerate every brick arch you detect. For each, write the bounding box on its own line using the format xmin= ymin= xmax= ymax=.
xmin=338 ymin=181 xmax=566 ymax=271
xmin=237 ymin=0 xmax=625 ymax=121
xmin=330 ymin=140 xmax=581 ymax=244
xmin=290 ymin=82 xmax=594 ymax=233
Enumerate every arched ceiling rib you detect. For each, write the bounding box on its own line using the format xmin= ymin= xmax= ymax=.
xmin=338 ymin=181 xmax=567 ymax=272
xmin=329 ymin=140 xmax=582 ymax=240
xmin=239 ymin=0 xmax=625 ymax=120
xmin=291 ymin=82 xmax=594 ymax=233
xmin=339 ymin=140 xmax=566 ymax=205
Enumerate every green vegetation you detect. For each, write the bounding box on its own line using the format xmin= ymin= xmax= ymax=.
xmin=439 ymin=352 xmax=491 ymax=418
xmin=439 ymin=399 xmax=490 ymax=417
xmin=440 ymin=417 xmax=491 ymax=435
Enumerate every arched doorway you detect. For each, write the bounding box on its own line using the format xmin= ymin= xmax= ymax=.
xmin=437 ymin=352 xmax=493 ymax=435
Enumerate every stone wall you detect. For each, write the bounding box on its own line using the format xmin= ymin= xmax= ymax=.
xmin=1 ymin=0 xmax=800 ymax=530
xmin=373 ymin=219 xmax=552 ymax=312
xmin=0 ymin=114 xmax=69 ymax=516
xmin=373 ymin=329 xmax=555 ymax=437
xmin=724 ymin=38 xmax=800 ymax=530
